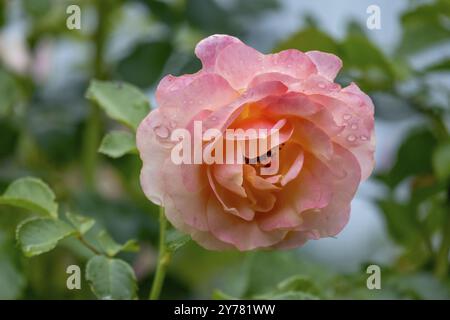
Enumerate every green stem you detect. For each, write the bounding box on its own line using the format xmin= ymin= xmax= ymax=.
xmin=82 ymin=0 xmax=108 ymax=189
xmin=149 ymin=207 xmax=171 ymax=300
xmin=435 ymin=188 xmax=450 ymax=278
xmin=82 ymin=105 xmax=101 ymax=189
xmin=77 ymin=234 xmax=101 ymax=255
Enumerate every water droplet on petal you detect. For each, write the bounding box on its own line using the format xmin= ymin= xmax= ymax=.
xmin=343 ymin=114 xmax=352 ymax=120
xmin=154 ymin=126 xmax=170 ymax=139
xmin=318 ymin=83 xmax=326 ymax=89
xmin=347 ymin=135 xmax=356 ymax=142
xmin=210 ymin=116 xmax=218 ymax=121
xmin=169 ymin=120 xmax=177 ymax=129
xmin=360 ymin=135 xmax=368 ymax=141
xmin=351 ymin=124 xmax=358 ymax=130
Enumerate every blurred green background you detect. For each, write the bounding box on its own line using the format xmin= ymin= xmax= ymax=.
xmin=1 ymin=0 xmax=450 ymax=299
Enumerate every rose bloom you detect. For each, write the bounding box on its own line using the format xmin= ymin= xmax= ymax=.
xmin=137 ymin=35 xmax=375 ymax=251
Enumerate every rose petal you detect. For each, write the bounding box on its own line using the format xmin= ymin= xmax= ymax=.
xmin=258 ymin=152 xmax=333 ymax=231
xmin=157 ymin=73 xmax=239 ymax=128
xmin=299 ymin=144 xmax=361 ymax=237
xmin=202 ymin=81 xmax=289 ymax=134
xmin=278 ymin=143 xmax=305 ymax=186
xmin=163 ymin=160 xmax=210 ymax=231
xmin=137 ymin=109 xmax=172 ymax=206
xmin=207 ymin=167 xmax=255 ymax=221
xmin=306 ymin=51 xmax=342 ymax=81
xmin=213 ymin=163 xmax=246 ymax=197
xmin=207 ymin=196 xmax=286 ymax=250
xmin=265 ymin=49 xmax=317 ymax=80
xmin=215 ymin=42 xmax=265 ymax=90
xmin=195 ymin=34 xmax=242 ymax=71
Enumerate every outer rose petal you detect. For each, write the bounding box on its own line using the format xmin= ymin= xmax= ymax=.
xmin=298 ymin=144 xmax=361 ymax=237
xmin=258 ymin=152 xmax=333 ymax=231
xmin=163 ymin=192 xmax=235 ymax=250
xmin=137 ymin=109 xmax=171 ymax=206
xmin=306 ymin=51 xmax=342 ymax=81
xmin=265 ymin=49 xmax=317 ymax=80
xmin=207 ymin=196 xmax=286 ymax=251
xmin=195 ymin=34 xmax=242 ymax=71
xmin=201 ymin=80 xmax=289 ymax=134
xmin=156 ymin=73 xmax=239 ymax=128
xmin=273 ymin=144 xmax=360 ymax=249
xmin=307 ymin=83 xmax=375 ymax=180
xmin=163 ymin=160 xmax=210 ymax=231
xmin=215 ymin=42 xmax=265 ymax=90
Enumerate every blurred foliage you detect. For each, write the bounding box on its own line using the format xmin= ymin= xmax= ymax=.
xmin=0 ymin=0 xmax=449 ymax=300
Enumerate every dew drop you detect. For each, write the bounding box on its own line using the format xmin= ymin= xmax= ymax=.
xmin=169 ymin=120 xmax=177 ymax=129
xmin=154 ymin=126 xmax=170 ymax=139
xmin=347 ymin=135 xmax=356 ymax=142
xmin=351 ymin=123 xmax=358 ymax=130
xmin=318 ymin=83 xmax=326 ymax=89
xmin=360 ymin=135 xmax=368 ymax=141
xmin=343 ymin=114 xmax=352 ymax=120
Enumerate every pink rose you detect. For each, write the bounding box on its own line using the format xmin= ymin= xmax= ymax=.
xmin=137 ymin=34 xmax=375 ymax=251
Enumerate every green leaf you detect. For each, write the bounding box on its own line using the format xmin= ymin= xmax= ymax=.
xmin=166 ymin=229 xmax=191 ymax=252
xmin=0 ymin=118 xmax=19 ymax=159
xmin=397 ymin=1 xmax=450 ymax=56
xmin=276 ymin=275 xmax=320 ymax=295
xmin=212 ymin=290 xmax=238 ymax=300
xmin=98 ymin=131 xmax=137 ymax=158
xmin=86 ymin=255 xmax=137 ymax=300
xmin=423 ymin=59 xmax=450 ymax=73
xmin=254 ymin=275 xmax=321 ymax=300
xmin=65 ymin=211 xmax=95 ymax=235
xmin=433 ymin=142 xmax=450 ymax=181
xmin=340 ymin=33 xmax=395 ymax=90
xmin=0 ymin=258 xmax=25 ymax=299
xmin=275 ymin=27 xmax=339 ymax=54
xmin=0 ymin=177 xmax=58 ymax=218
xmin=86 ymin=80 xmax=150 ymax=130
xmin=379 ymin=129 xmax=437 ymax=188
xmin=97 ymin=231 xmax=139 ymax=257
xmin=16 ymin=218 xmax=75 ymax=257
xmin=0 ymin=67 xmax=24 ymax=117
xmin=117 ymin=41 xmax=173 ymax=88
xmin=265 ymin=291 xmax=320 ymax=300
xmin=377 ymin=200 xmax=420 ymax=246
